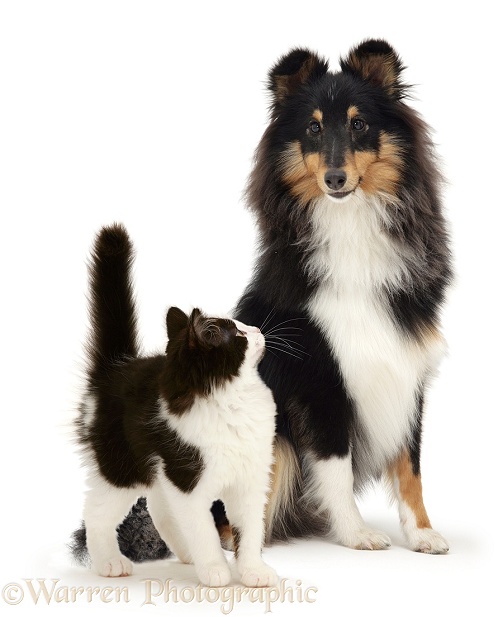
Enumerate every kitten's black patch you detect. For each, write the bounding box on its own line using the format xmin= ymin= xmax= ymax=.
xmin=156 ymin=415 xmax=205 ymax=493
xmin=161 ymin=307 xmax=248 ymax=415
xmin=79 ymin=356 xmax=206 ymax=492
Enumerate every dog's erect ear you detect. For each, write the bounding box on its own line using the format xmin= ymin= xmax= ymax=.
xmin=268 ymin=48 xmax=328 ymax=110
xmin=340 ymin=39 xmax=406 ymax=99
xmin=166 ymin=306 xmax=189 ymax=341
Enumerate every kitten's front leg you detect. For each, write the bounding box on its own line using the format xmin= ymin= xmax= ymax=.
xmin=225 ymin=488 xmax=278 ymax=588
xmin=169 ymin=493 xmax=231 ymax=587
xmin=189 ymin=509 xmax=231 ymax=587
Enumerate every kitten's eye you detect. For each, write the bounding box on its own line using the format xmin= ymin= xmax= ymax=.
xmin=309 ymin=120 xmax=321 ymax=135
xmin=236 ymin=329 xmax=246 ymax=337
xmin=352 ymin=118 xmax=366 ymax=131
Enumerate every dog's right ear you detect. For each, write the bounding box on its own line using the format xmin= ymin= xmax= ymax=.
xmin=268 ymin=48 xmax=328 ymax=112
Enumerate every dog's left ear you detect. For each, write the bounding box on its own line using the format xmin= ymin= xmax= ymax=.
xmin=268 ymin=48 xmax=328 ymax=112
xmin=340 ymin=39 xmax=406 ymax=99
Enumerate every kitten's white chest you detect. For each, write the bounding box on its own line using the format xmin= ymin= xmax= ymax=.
xmin=307 ymin=195 xmax=442 ymax=477
xmin=164 ymin=374 xmax=276 ymax=486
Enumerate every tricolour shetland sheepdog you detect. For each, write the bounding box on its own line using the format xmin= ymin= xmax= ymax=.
xmin=71 ymin=39 xmax=452 ymax=563
xmin=233 ymin=39 xmax=452 ymax=553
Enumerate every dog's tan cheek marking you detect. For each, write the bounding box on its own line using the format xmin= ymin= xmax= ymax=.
xmin=359 ymin=131 xmax=404 ymax=196
xmin=390 ymin=450 xmax=432 ymax=529
xmin=281 ymin=141 xmax=325 ymax=202
xmin=351 ymin=149 xmax=377 ymax=177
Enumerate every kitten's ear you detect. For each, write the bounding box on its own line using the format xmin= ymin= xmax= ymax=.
xmin=189 ymin=309 xmax=225 ymax=349
xmin=268 ymin=48 xmax=328 ymax=112
xmin=339 ymin=39 xmax=406 ymax=99
xmin=166 ymin=306 xmax=189 ymax=340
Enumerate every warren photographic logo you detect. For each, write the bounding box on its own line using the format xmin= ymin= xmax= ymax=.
xmin=2 ymin=578 xmax=318 ymax=614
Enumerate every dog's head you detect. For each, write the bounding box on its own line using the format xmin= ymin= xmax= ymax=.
xmin=267 ymin=40 xmax=409 ymax=204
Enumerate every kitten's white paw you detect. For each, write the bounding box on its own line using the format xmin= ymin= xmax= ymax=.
xmin=240 ymin=563 xmax=278 ymax=588
xmin=94 ymin=556 xmax=133 ymax=577
xmin=341 ymin=528 xmax=391 ymax=551
xmin=197 ymin=563 xmax=231 ymax=587
xmin=172 ymin=548 xmax=193 ymax=564
xmin=407 ymin=528 xmax=449 ymax=554
xmin=176 ymin=553 xmax=193 ymax=565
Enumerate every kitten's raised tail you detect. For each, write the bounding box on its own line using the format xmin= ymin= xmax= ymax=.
xmin=87 ymin=223 xmax=140 ymax=379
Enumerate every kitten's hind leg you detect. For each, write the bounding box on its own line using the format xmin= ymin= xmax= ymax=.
xmin=146 ymin=489 xmax=193 ymax=564
xmin=84 ymin=480 xmax=138 ymax=577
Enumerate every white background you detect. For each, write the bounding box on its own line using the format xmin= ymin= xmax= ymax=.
xmin=0 ymin=1 xmax=496 ymax=615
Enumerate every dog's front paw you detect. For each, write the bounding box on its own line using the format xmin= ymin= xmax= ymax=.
xmin=93 ymin=555 xmax=133 ymax=577
xmin=240 ymin=563 xmax=278 ymax=587
xmin=407 ymin=528 xmax=449 ymax=554
xmin=341 ymin=528 xmax=392 ymax=550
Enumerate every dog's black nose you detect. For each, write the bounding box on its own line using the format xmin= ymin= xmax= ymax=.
xmin=324 ymin=169 xmax=347 ymax=191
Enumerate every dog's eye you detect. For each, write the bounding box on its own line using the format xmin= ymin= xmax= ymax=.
xmin=236 ymin=329 xmax=246 ymax=337
xmin=352 ymin=118 xmax=366 ymax=131
xmin=309 ymin=120 xmax=321 ymax=134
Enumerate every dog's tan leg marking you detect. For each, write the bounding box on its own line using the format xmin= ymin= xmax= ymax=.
xmin=389 ymin=450 xmax=449 ymax=554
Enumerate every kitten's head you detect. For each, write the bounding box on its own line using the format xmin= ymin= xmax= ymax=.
xmin=163 ymin=307 xmax=265 ymax=413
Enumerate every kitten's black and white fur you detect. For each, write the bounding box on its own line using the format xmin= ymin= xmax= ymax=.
xmin=76 ymin=224 xmax=277 ymax=587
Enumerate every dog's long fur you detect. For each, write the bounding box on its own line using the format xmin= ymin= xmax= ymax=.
xmin=233 ymin=40 xmax=452 ymax=553
xmin=71 ymin=39 xmax=452 ymax=562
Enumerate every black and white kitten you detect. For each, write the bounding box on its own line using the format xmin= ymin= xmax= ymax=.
xmin=76 ymin=224 xmax=277 ymax=587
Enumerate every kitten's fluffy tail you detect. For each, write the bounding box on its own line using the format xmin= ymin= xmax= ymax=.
xmin=87 ymin=223 xmax=140 ymax=378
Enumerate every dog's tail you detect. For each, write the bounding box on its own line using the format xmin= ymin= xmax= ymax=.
xmin=265 ymin=435 xmax=302 ymax=541
xmin=265 ymin=435 xmax=328 ymax=542
xmin=69 ymin=498 xmax=171 ymax=565
xmin=86 ymin=223 xmax=140 ymax=379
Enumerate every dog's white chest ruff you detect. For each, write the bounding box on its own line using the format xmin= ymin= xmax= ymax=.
xmin=307 ymin=195 xmax=442 ymax=478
